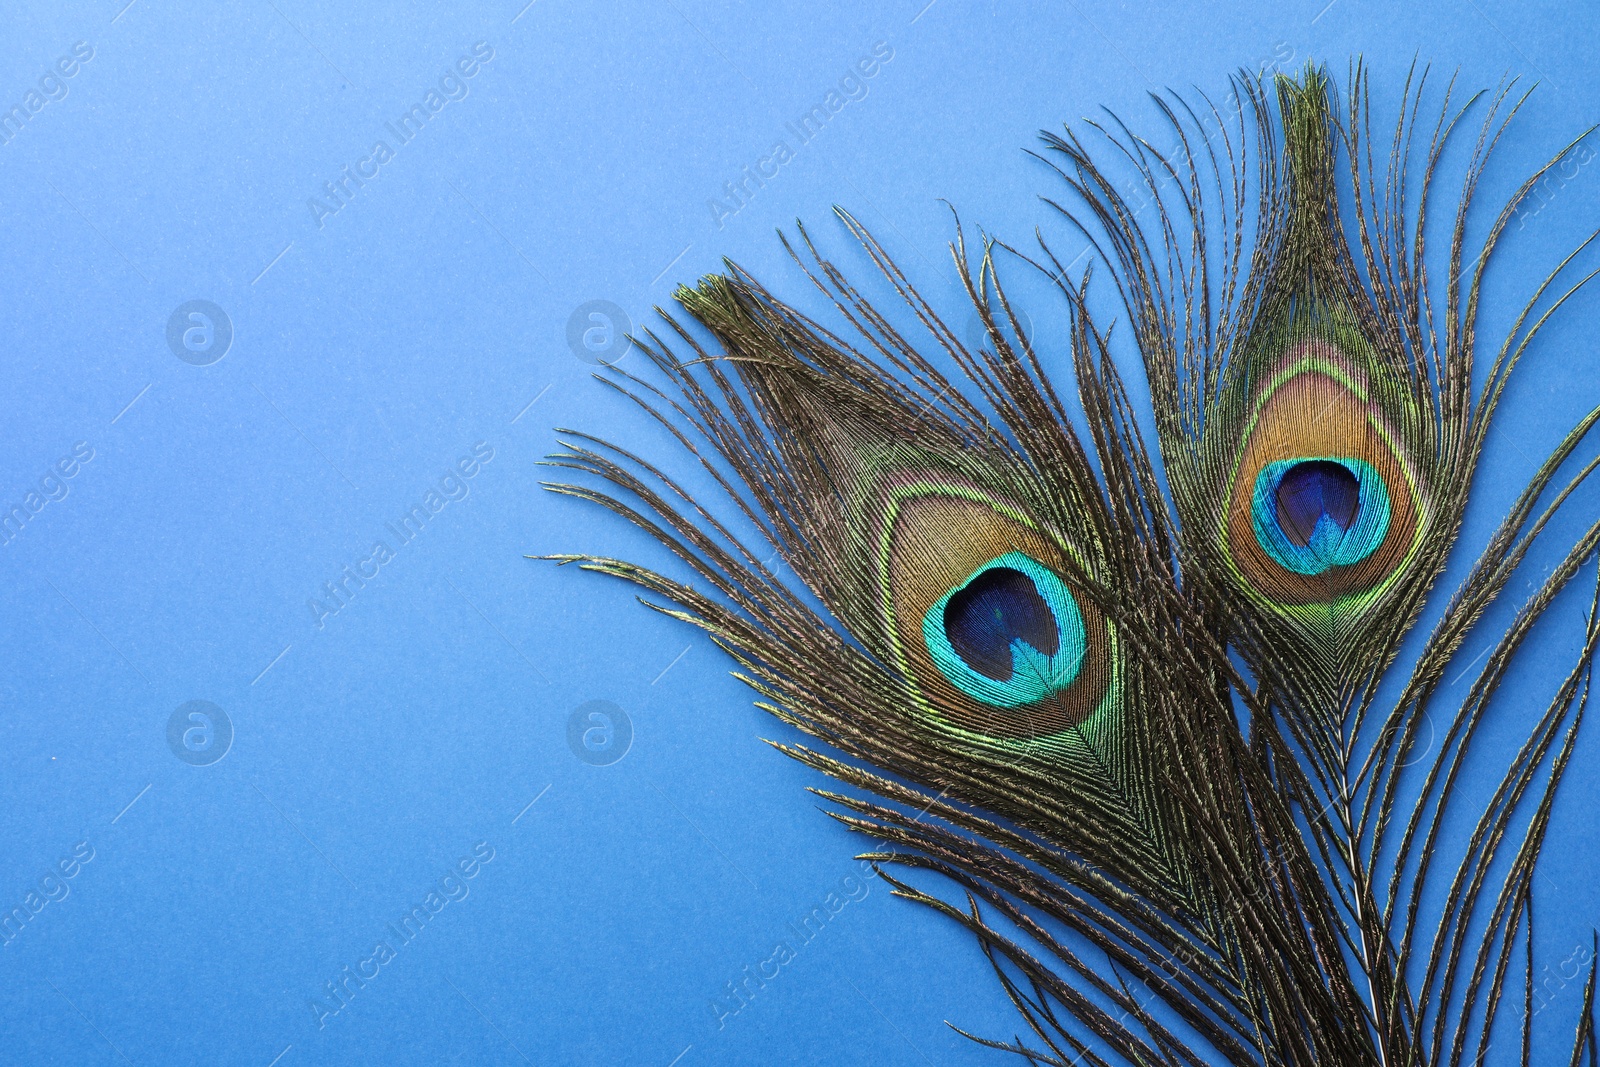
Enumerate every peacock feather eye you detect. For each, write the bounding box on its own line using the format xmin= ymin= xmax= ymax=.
xmin=1220 ymin=338 xmax=1423 ymax=607
xmin=872 ymin=473 xmax=1115 ymax=738
xmin=1250 ymin=457 xmax=1391 ymax=576
xmin=922 ymin=552 xmax=1087 ymax=708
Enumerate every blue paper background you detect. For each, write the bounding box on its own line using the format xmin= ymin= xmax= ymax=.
xmin=2 ymin=1 xmax=1597 ymax=1064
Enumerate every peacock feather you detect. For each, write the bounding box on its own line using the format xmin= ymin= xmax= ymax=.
xmin=545 ymin=62 xmax=1600 ymax=1066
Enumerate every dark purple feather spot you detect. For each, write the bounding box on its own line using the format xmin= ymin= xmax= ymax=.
xmin=943 ymin=567 xmax=1059 ymax=680
xmin=1275 ymin=460 xmax=1360 ymax=547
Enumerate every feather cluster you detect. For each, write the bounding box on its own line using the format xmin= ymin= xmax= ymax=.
xmin=546 ymin=63 xmax=1600 ymax=1066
